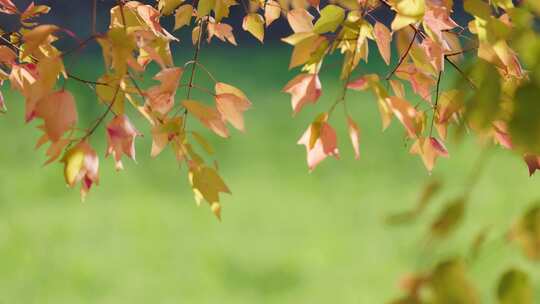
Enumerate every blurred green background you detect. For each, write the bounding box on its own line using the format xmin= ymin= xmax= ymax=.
xmin=1 ymin=45 xmax=539 ymax=303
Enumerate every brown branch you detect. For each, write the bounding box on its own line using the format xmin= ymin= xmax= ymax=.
xmin=445 ymin=57 xmax=477 ymax=90
xmin=82 ymin=84 xmax=121 ymax=141
xmin=386 ymin=29 xmax=417 ymax=80
xmin=429 ymin=71 xmax=443 ymax=137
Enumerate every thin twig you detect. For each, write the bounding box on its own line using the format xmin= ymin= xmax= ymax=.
xmin=445 ymin=57 xmax=477 ymax=90
xmin=82 ymin=84 xmax=121 ymax=140
xmin=386 ymin=30 xmax=417 ymax=80
xmin=429 ymin=71 xmax=443 ymax=137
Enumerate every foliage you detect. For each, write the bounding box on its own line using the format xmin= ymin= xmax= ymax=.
xmin=0 ymin=0 xmax=540 ymax=301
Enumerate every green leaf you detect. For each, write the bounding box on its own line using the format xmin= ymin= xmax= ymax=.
xmin=497 ymin=269 xmax=533 ymax=304
xmin=429 ymin=259 xmax=479 ymax=304
xmin=509 ymin=83 xmax=540 ymax=154
xmin=313 ymin=5 xmax=345 ymax=34
xmin=430 ymin=197 xmax=465 ymax=238
xmin=463 ymin=61 xmax=501 ymax=130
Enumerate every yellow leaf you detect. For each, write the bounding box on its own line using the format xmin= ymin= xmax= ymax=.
xmin=189 ymin=165 xmax=231 ymax=205
xmin=159 ymin=0 xmax=184 ymax=15
xmin=242 ymin=13 xmax=265 ymax=42
xmin=197 ymin=0 xmax=215 ymax=17
xmin=174 ymin=4 xmax=193 ymax=30
xmin=313 ymin=4 xmax=345 ymax=34
xmin=214 ymin=0 xmax=236 ymax=22
xmin=62 ymin=146 xmax=85 ymax=186
xmin=390 ymin=0 xmax=425 ymax=31
xmin=264 ymin=0 xmax=281 ymax=27
xmin=21 ymin=24 xmax=59 ymax=59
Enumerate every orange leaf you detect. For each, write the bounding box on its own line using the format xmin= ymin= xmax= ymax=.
xmin=282 ymin=73 xmax=321 ymax=115
xmin=386 ymin=96 xmax=419 ymax=138
xmin=287 ymin=9 xmax=314 ymax=33
xmin=374 ymin=22 xmax=391 ymax=65
xmin=35 ymin=90 xmax=78 ymax=142
xmin=106 ymin=115 xmax=142 ymax=170
xmin=298 ymin=116 xmax=339 ymax=171
xmin=182 ymin=100 xmax=229 ymax=138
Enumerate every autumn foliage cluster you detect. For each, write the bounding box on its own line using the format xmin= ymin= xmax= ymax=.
xmin=1 ymin=0 xmax=540 ymax=301
xmin=0 ymin=0 xmax=539 ymax=208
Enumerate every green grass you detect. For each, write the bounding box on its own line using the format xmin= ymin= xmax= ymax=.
xmin=0 ymin=46 xmax=539 ymax=303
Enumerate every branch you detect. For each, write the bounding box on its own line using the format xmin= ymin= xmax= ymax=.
xmin=386 ymin=29 xmax=417 ymax=80
xmin=429 ymin=71 xmax=443 ymax=137
xmin=445 ymin=57 xmax=477 ymax=90
xmin=82 ymin=84 xmax=121 ymax=141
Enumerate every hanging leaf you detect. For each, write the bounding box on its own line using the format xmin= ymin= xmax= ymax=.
xmin=313 ymin=4 xmax=345 ymax=34
xmin=174 ymin=4 xmax=193 ymax=30
xmin=242 ymin=13 xmax=265 ymax=42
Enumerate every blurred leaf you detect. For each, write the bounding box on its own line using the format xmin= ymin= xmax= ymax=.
xmin=509 ymin=82 xmax=540 ymax=154
xmin=497 ymin=269 xmax=533 ymax=304
xmin=510 ymin=203 xmax=540 ymax=261
xmin=463 ymin=61 xmax=501 ymax=130
xmin=428 ymin=259 xmax=479 ymax=304
xmin=469 ymin=226 xmax=490 ymax=259
xmin=430 ymin=197 xmax=465 ymax=238
xmin=387 ymin=179 xmax=442 ymax=225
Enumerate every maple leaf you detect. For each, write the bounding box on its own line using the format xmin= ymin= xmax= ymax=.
xmin=34 ymin=129 xmax=70 ymax=165
xmin=145 ymin=67 xmax=183 ymax=115
xmin=21 ymin=24 xmax=59 ymax=59
xmin=173 ymin=4 xmax=194 ymax=30
xmin=151 ymin=116 xmax=184 ymax=157
xmin=158 ymin=0 xmax=183 ymax=15
xmin=35 ymin=90 xmax=78 ymax=142
xmin=207 ymin=22 xmax=237 ymax=45
xmin=313 ymin=4 xmax=344 ymax=34
xmin=298 ymin=114 xmax=339 ymax=171
xmin=214 ymin=82 xmax=252 ymax=131
xmin=287 ymin=9 xmax=314 ymax=33
xmin=410 ymin=137 xmax=449 ymax=172
xmin=188 ymin=163 xmax=231 ymax=219
xmin=20 ymin=3 xmax=50 ymax=26
xmin=106 ymin=115 xmax=142 ymax=170
xmin=389 ymin=0 xmax=426 ymax=31
xmin=423 ymin=4 xmax=457 ymax=42
xmin=62 ymin=141 xmax=99 ymax=201
xmin=282 ymin=73 xmax=322 ymax=115
xmin=264 ymin=0 xmax=281 ymax=27
xmin=374 ymin=22 xmax=392 ymax=65
xmin=242 ymin=13 xmax=265 ymax=43
xmin=136 ymin=4 xmax=178 ymax=41
xmin=386 ymin=96 xmax=420 ymax=138
xmin=0 ymin=0 xmax=17 ymax=14
xmin=421 ymin=37 xmax=445 ymax=72
xmin=182 ymin=100 xmax=229 ymax=138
